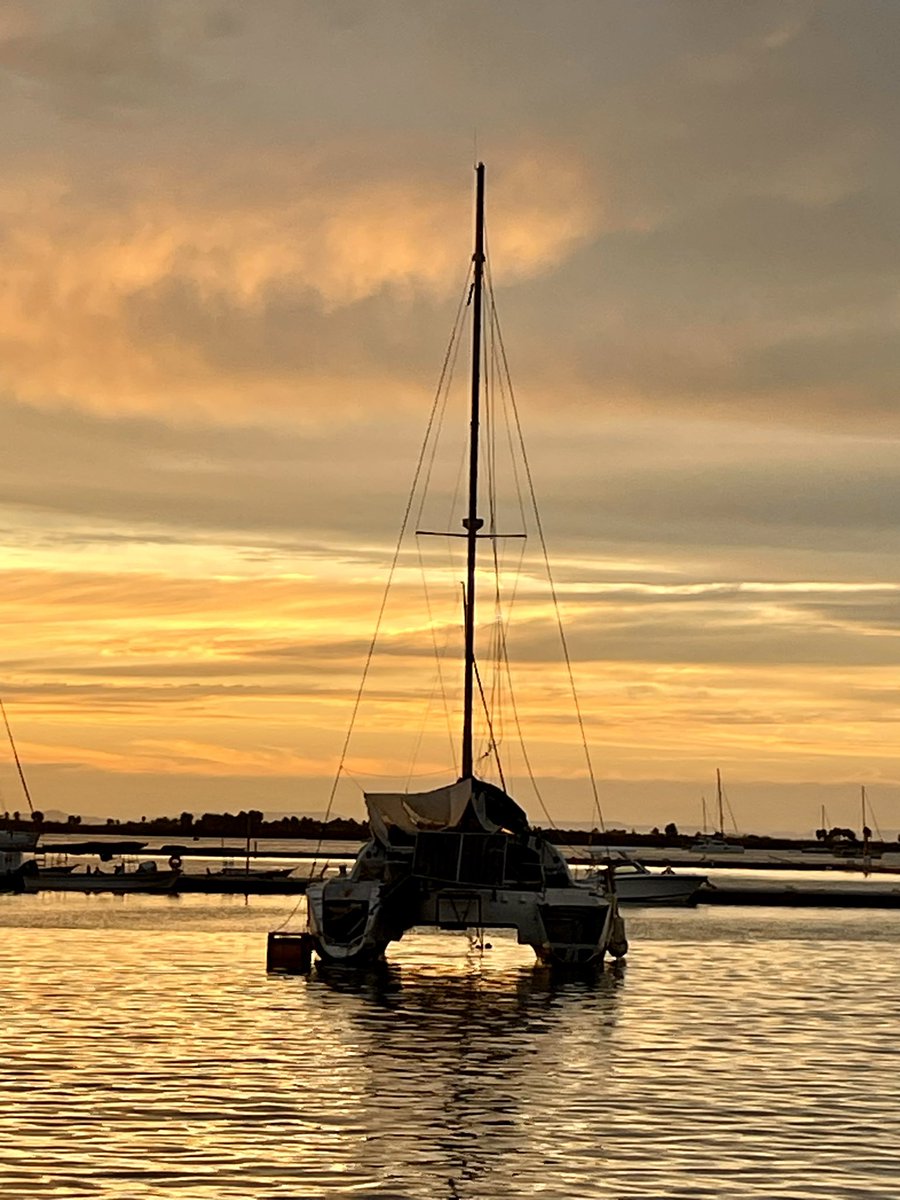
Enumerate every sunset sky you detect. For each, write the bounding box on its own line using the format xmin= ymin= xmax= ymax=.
xmin=1 ymin=1 xmax=900 ymax=835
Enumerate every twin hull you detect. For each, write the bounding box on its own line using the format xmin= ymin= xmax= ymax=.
xmin=307 ymin=875 xmax=623 ymax=968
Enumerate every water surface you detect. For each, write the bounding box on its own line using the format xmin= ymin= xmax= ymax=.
xmin=2 ymin=895 xmax=898 ymax=1198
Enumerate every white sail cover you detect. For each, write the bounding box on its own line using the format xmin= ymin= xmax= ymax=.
xmin=365 ymin=779 xmax=474 ymax=842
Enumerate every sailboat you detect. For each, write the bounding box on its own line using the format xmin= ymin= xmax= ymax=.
xmin=840 ymin=786 xmax=881 ymax=865
xmin=304 ymin=164 xmax=627 ymax=969
xmin=690 ymin=769 xmax=744 ymax=854
xmin=0 ymin=698 xmax=39 ymax=888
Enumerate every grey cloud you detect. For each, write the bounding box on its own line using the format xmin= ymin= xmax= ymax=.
xmin=498 ymin=581 xmax=900 ymax=668
xmin=0 ymin=3 xmax=188 ymax=115
xmin=0 ymin=1 xmax=897 ymax=434
xmin=498 ymin=189 xmax=900 ymax=429
xmin=8 ymin=396 xmax=900 ymax=576
xmin=792 ymin=595 xmax=900 ymax=633
xmin=0 ymin=1 xmax=250 ymax=120
xmin=0 ymin=397 xmax=421 ymax=544
xmin=117 ymin=272 xmax=451 ymax=383
xmin=538 ymin=619 xmax=900 ymax=669
xmin=527 ymin=432 xmax=900 ymax=560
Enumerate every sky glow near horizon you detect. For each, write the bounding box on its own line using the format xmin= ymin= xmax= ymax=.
xmin=1 ymin=0 xmax=900 ymax=835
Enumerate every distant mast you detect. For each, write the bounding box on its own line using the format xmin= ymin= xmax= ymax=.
xmin=461 ymin=162 xmax=485 ymax=781
xmin=0 ymin=698 xmax=35 ymax=817
xmin=716 ymin=768 xmax=724 ymax=837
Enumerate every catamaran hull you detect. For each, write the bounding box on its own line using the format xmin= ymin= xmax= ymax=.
xmin=307 ymin=876 xmax=627 ymax=968
xmin=306 ymin=878 xmax=399 ymax=965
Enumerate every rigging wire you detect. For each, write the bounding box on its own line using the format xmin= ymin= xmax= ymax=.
xmin=482 ymin=261 xmax=501 ymax=767
xmin=287 ymin=223 xmax=603 ymax=913
xmin=0 ymin=697 xmax=35 ymax=816
xmin=414 ymin=264 xmax=472 ymax=531
xmin=342 ymin=763 xmax=454 ymax=785
xmin=412 ymin=264 xmax=473 ymax=773
xmin=299 ymin=268 xmax=476 ymax=893
xmin=439 ymin=245 xmax=587 ymax=863
xmin=870 ymin=804 xmax=885 ymax=844
xmin=414 ymin=346 xmax=470 ymax=768
xmin=404 ymin=635 xmax=457 ymax=790
xmin=722 ymin=786 xmax=740 ymax=837
xmin=278 ymin=188 xmax=613 ymax=926
xmin=862 ymin=788 xmax=884 ymax=843
xmin=485 ymin=267 xmax=524 ymax=771
xmin=473 ymin=656 xmax=506 ymax=792
xmin=478 ymin=250 xmax=508 ymax=774
xmin=484 ymin=268 xmax=607 ymax=835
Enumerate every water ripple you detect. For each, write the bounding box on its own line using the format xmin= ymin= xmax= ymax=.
xmin=2 ymin=896 xmax=900 ymax=1197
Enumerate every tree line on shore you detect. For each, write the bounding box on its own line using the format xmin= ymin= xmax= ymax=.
xmin=3 ymin=809 xmax=897 ymax=848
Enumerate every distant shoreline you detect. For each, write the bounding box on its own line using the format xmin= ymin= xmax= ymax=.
xmin=10 ymin=814 xmax=894 ymax=856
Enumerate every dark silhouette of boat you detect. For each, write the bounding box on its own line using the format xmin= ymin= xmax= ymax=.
xmin=304 ymin=165 xmax=626 ymax=970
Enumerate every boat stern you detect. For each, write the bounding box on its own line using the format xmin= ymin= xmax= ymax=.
xmin=534 ymin=887 xmax=627 ymax=966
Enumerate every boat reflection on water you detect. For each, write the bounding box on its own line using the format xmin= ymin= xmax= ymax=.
xmin=295 ymin=935 xmax=624 ymax=1200
xmin=309 ymin=942 xmax=627 ymax=1003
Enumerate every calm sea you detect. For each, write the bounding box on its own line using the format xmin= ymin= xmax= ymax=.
xmin=2 ymin=893 xmax=899 ymax=1199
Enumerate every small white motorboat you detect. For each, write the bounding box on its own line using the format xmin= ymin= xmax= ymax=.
xmin=581 ymin=857 xmax=708 ymax=906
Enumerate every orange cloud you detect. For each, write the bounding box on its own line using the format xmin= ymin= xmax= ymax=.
xmin=15 ymin=736 xmax=334 ymax=778
xmin=0 ymin=147 xmax=602 ymax=421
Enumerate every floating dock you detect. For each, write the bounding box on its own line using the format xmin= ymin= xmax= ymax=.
xmin=698 ymin=883 xmax=900 ymax=909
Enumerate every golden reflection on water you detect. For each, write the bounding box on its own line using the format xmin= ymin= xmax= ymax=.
xmin=3 ymin=895 xmax=900 ymax=1198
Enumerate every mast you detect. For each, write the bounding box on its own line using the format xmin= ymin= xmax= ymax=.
xmin=461 ymin=162 xmax=485 ymax=781
xmin=0 ymin=698 xmax=35 ymax=816
xmin=716 ymin=768 xmax=724 ymax=837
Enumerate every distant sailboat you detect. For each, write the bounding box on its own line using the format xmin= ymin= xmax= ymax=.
xmin=691 ymin=769 xmax=743 ymax=854
xmin=0 ymin=698 xmax=39 ymax=885
xmin=0 ymin=697 xmax=39 ymax=826
xmin=858 ymin=786 xmax=882 ymax=865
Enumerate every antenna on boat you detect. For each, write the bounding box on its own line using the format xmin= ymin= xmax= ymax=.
xmin=461 ymin=162 xmax=485 ymax=781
